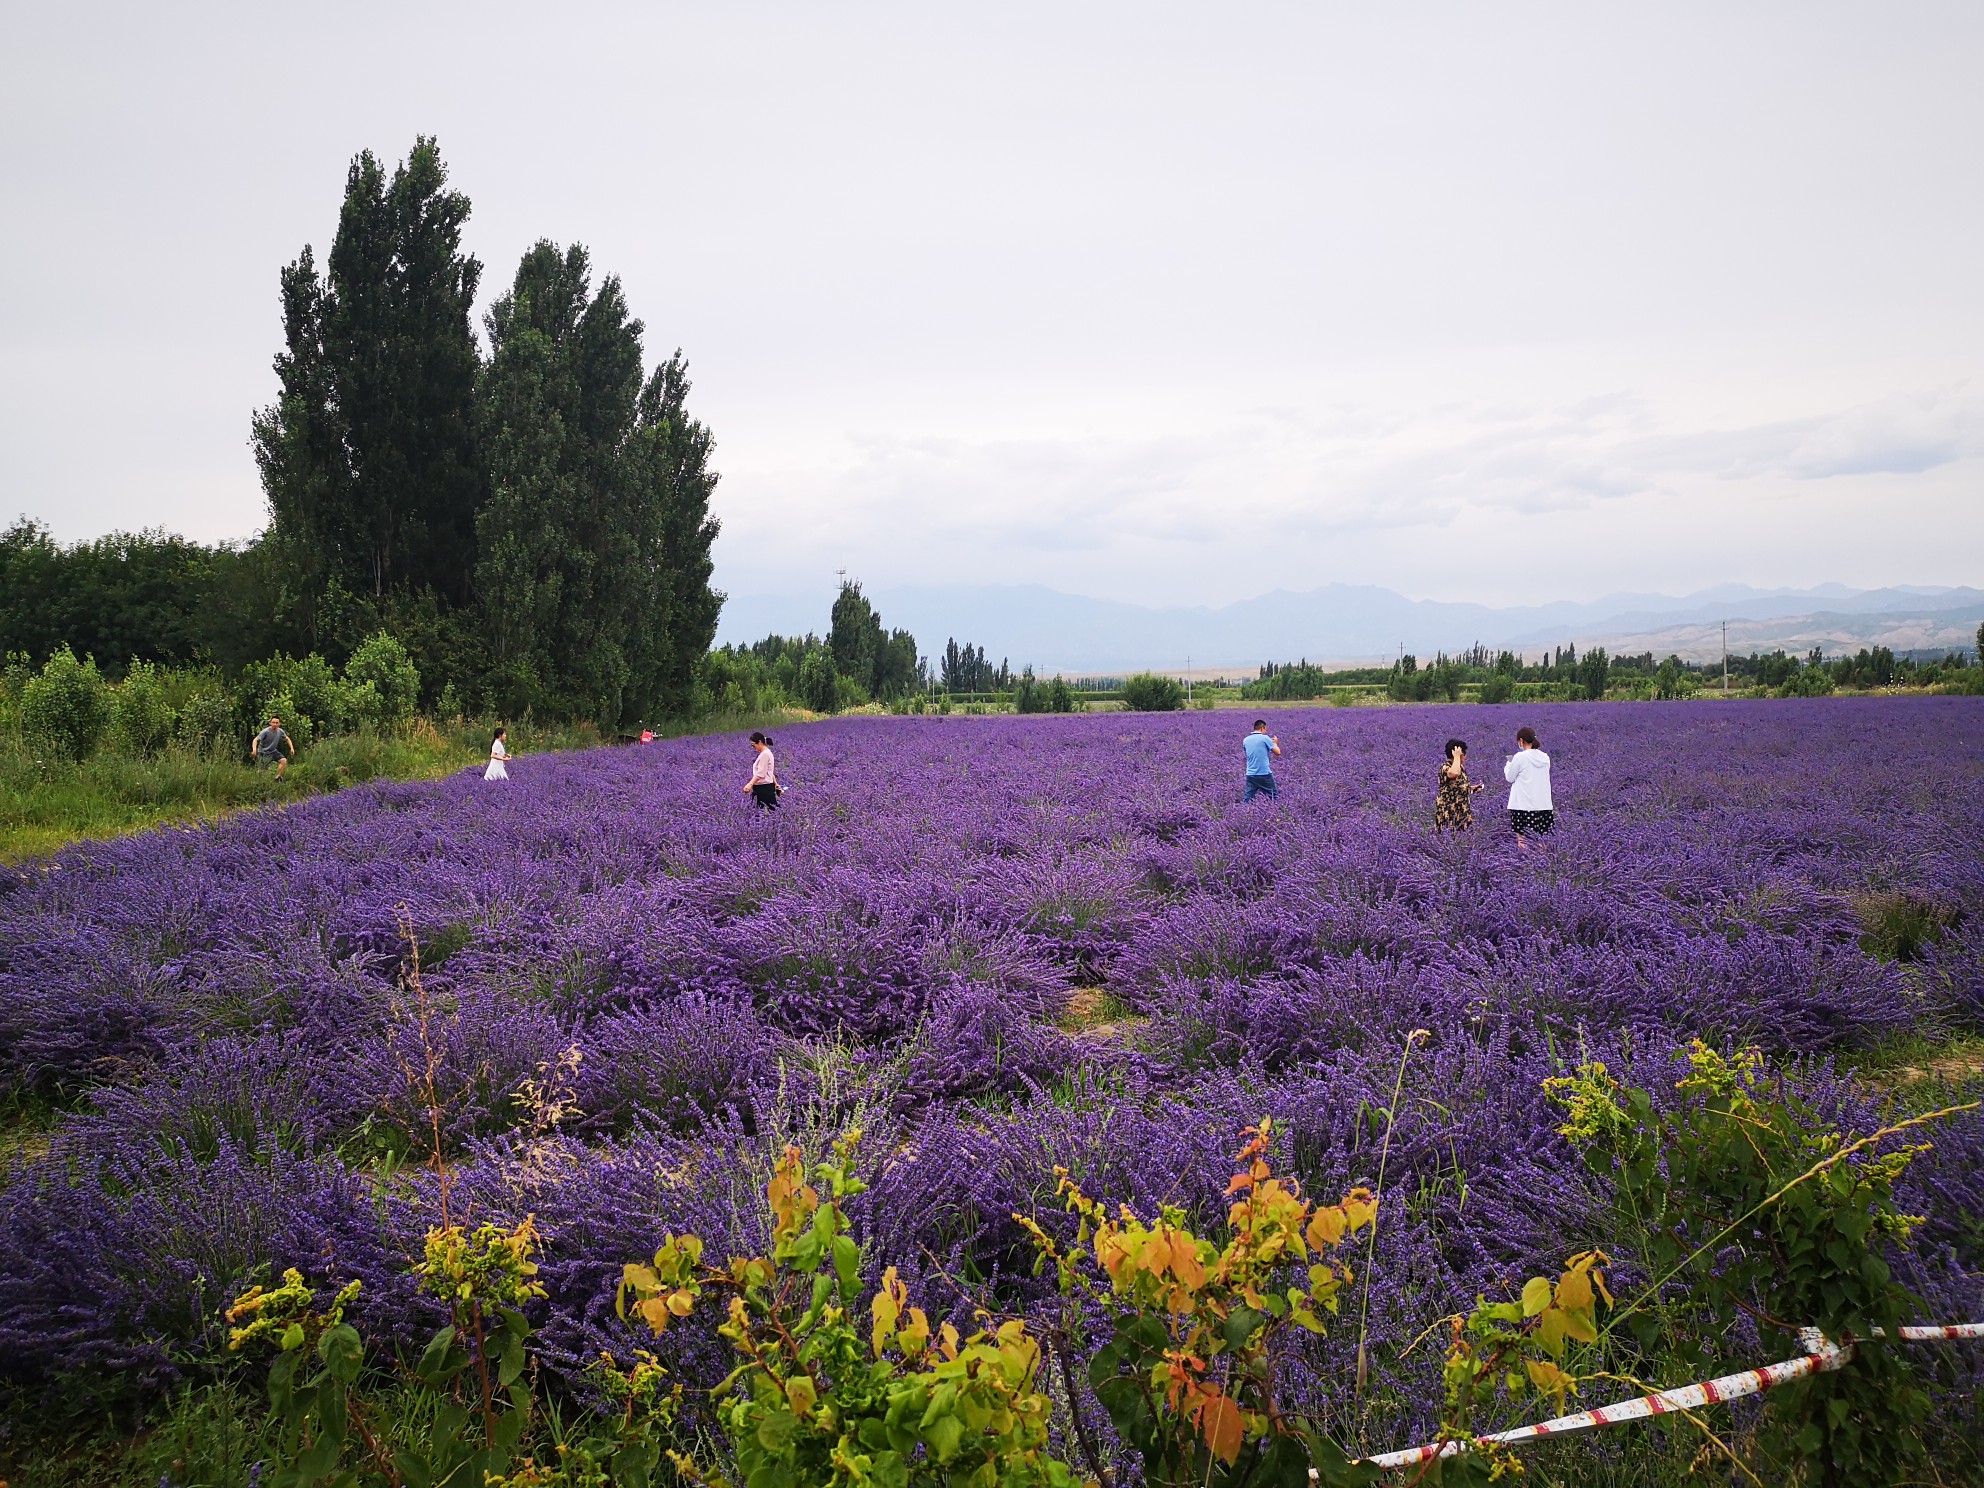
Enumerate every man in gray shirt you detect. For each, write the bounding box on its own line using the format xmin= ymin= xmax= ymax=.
xmin=251 ymin=716 xmax=295 ymax=778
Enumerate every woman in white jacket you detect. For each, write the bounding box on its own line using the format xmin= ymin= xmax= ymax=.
xmin=1503 ymin=725 xmax=1552 ymax=842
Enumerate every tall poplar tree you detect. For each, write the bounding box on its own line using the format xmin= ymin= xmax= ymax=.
xmin=828 ymin=581 xmax=883 ymax=691
xmin=476 ymin=243 xmax=721 ymax=724
xmin=250 ymin=140 xmax=723 ymax=717
xmin=476 ymin=242 xmax=637 ymax=718
xmin=621 ymin=352 xmax=723 ymax=718
xmin=252 ymin=138 xmax=484 ymax=652
xmin=825 ymin=581 xmax=921 ymax=700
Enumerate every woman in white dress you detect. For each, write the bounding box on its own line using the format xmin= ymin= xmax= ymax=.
xmin=485 ymin=725 xmax=511 ymax=781
xmin=1503 ymin=725 xmax=1551 ymax=843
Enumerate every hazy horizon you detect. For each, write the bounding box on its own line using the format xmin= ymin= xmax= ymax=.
xmin=5 ymin=3 xmax=1981 ymax=610
xmin=715 ymin=576 xmax=1984 ymax=674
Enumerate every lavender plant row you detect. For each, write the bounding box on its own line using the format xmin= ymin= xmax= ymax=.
xmin=2 ymin=700 xmax=1980 ymax=1445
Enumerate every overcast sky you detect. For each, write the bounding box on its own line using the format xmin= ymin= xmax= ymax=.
xmin=3 ymin=2 xmax=1980 ymax=612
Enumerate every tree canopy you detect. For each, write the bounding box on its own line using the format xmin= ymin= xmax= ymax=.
xmin=245 ymin=139 xmax=722 ymax=724
xmin=253 ymin=137 xmax=485 ymax=648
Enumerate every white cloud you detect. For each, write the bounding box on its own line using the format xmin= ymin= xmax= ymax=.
xmin=4 ymin=5 xmax=1982 ymax=605
xmin=714 ymin=382 xmax=1984 ymax=605
xmin=1632 ymin=385 xmax=1984 ymax=481
xmin=1749 ymin=387 xmax=1982 ymax=479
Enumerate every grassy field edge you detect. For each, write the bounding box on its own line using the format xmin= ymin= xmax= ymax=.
xmin=0 ymin=709 xmax=813 ymax=863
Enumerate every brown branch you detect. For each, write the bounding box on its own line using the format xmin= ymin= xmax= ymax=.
xmin=1728 ymin=1294 xmax=1802 ymax=1337
xmin=470 ymin=1302 xmax=497 ymax=1449
xmin=1049 ymin=1330 xmax=1114 ymax=1488
xmin=346 ymin=1394 xmax=405 ymax=1488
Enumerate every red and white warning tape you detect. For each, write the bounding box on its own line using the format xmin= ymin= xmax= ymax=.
xmin=1887 ymin=1322 xmax=1984 ymax=1341
xmin=1339 ymin=1321 xmax=1984 ymax=1472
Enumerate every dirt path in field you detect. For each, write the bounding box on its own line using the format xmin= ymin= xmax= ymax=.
xmin=1889 ymin=1049 xmax=1984 ymax=1086
xmin=1060 ymin=985 xmax=1145 ymax=1043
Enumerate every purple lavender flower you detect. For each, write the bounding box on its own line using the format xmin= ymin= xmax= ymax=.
xmin=0 ymin=697 xmax=1977 ymax=1448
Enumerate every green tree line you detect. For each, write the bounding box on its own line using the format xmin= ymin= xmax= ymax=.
xmin=697 ymin=582 xmax=926 ymax=716
xmin=4 ymin=138 xmax=721 ymax=730
xmin=699 ymin=582 xmax=1128 ymax=716
xmin=1246 ymin=636 xmax=1984 ymax=704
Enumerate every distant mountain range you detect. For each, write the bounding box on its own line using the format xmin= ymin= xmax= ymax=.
xmin=715 ymin=582 xmax=1984 ymax=674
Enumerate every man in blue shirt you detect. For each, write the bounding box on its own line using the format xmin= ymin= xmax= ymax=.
xmin=1242 ymin=719 xmax=1281 ymax=801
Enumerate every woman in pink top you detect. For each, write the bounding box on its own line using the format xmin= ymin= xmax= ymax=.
xmin=745 ymin=732 xmax=781 ymax=810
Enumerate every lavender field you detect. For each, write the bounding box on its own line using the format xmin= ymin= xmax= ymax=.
xmin=3 ymin=699 xmax=1982 ymax=1461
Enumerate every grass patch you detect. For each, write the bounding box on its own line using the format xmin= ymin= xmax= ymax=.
xmin=1057 ymin=986 xmax=1142 ymax=1039
xmin=0 ymin=725 xmax=488 ymax=860
xmin=1855 ymin=890 xmax=1964 ymax=963
xmin=1848 ymin=1030 xmax=1984 ymax=1097
xmin=0 ymin=1380 xmax=279 ymax=1488
xmin=0 ymin=710 xmax=811 ymax=862
xmin=0 ymin=1092 xmax=59 ymax=1185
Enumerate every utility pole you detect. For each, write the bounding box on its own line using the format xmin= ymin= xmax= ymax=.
xmin=1722 ymin=620 xmax=1729 ymax=694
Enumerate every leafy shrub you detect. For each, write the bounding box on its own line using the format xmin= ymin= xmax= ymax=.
xmin=1010 ymin=1116 xmax=1620 ymax=1486
xmin=1386 ymin=657 xmax=1424 ymax=702
xmin=171 ymin=676 xmax=236 ymax=754
xmin=1020 ymin=1118 xmax=1380 ymax=1486
xmin=623 ymin=1131 xmax=1078 ymax=1488
xmin=1477 ymin=673 xmax=1513 ymax=704
xmin=1016 ymin=668 xmax=1079 ymax=714
xmin=238 ymin=653 xmax=353 ymax=744
xmin=798 ymin=650 xmax=840 ymax=713
xmin=1653 ymin=656 xmax=1695 ymax=700
xmin=1122 ymin=673 xmax=1185 ymax=711
xmin=0 ymin=650 xmax=33 ymax=727
xmin=257 ymin=689 xmax=315 ymax=750
xmin=833 ymin=673 xmax=869 ymax=712
xmin=1430 ymin=1251 xmax=1615 ymax=1481
xmin=1778 ymin=666 xmax=1835 ymax=698
xmin=1575 ymin=647 xmax=1609 ymax=701
xmin=231 ymin=1219 xmax=684 ymax=1488
xmin=20 ymin=646 xmax=112 ymax=759
xmin=1014 ymin=666 xmax=1048 ymax=714
xmin=112 ymin=659 xmax=176 ymax=757
xmin=343 ymin=631 xmax=421 ymax=730
xmin=1548 ymin=1044 xmax=1952 ymax=1486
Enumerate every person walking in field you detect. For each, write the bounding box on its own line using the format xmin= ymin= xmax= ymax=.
xmin=250 ymin=715 xmax=295 ymax=779
xmin=1435 ymin=737 xmax=1484 ymax=831
xmin=1503 ymin=725 xmax=1552 ymax=843
xmin=745 ymin=731 xmax=781 ymax=810
xmin=1242 ymin=719 xmax=1281 ymax=801
xmin=485 ymin=725 xmax=511 ymax=781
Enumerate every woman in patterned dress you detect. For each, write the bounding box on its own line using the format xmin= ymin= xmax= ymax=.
xmin=1435 ymin=738 xmax=1483 ymax=831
